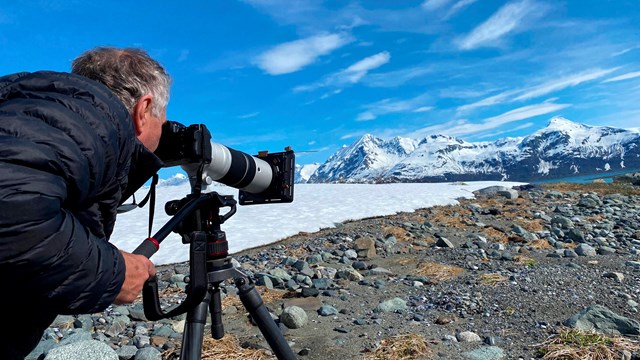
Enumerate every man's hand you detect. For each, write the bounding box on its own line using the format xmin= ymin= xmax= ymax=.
xmin=114 ymin=251 xmax=156 ymax=304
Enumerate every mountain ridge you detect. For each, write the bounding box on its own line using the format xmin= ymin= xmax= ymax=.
xmin=303 ymin=117 xmax=640 ymax=183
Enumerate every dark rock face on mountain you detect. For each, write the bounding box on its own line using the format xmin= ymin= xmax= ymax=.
xmin=305 ymin=118 xmax=640 ymax=183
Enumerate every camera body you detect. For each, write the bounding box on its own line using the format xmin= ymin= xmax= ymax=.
xmin=154 ymin=121 xmax=294 ymax=205
xmin=154 ymin=122 xmax=212 ymax=167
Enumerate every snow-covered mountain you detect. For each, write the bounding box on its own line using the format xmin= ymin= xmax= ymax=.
xmin=295 ymin=163 xmax=321 ymax=183
xmin=306 ymin=117 xmax=640 ymax=183
xmin=157 ymin=173 xmax=189 ymax=186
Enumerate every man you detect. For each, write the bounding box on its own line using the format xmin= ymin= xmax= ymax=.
xmin=0 ymin=47 xmax=168 ymax=358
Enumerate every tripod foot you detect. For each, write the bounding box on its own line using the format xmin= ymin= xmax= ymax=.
xmin=235 ymin=277 xmax=298 ymax=360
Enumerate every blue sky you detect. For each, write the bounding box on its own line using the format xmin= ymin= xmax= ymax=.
xmin=1 ymin=0 xmax=639 ymax=176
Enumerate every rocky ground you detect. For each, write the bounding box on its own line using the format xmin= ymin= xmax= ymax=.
xmin=28 ymin=180 xmax=640 ymax=360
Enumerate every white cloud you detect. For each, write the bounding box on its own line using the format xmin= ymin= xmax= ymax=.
xmin=476 ymin=122 xmax=534 ymax=139
xmin=483 ymin=102 xmax=571 ymax=126
xmin=589 ymin=108 xmax=640 ymax=130
xmin=514 ymin=68 xmax=618 ymax=101
xmin=242 ymin=0 xmax=366 ymax=34
xmin=611 ymin=46 xmax=640 ymax=57
xmin=357 ymin=94 xmax=432 ymax=121
xmin=364 ymin=66 xmax=432 ymax=87
xmin=457 ymin=0 xmax=543 ymax=50
xmin=356 ymin=112 xmax=376 ymax=121
xmin=457 ymin=90 xmax=515 ymax=113
xmin=444 ymin=0 xmax=477 ymax=19
xmin=238 ymin=112 xmax=260 ymax=119
xmin=319 ymin=89 xmax=343 ymax=100
xmin=411 ymin=101 xmax=570 ymax=138
xmin=342 ymin=51 xmax=391 ymax=83
xmin=177 ymin=49 xmax=189 ymax=62
xmin=294 ymin=51 xmax=390 ymax=92
xmin=602 ymin=71 xmax=640 ymax=83
xmin=421 ymin=0 xmax=453 ymax=11
xmin=457 ymin=68 xmax=619 ymax=114
xmin=413 ymin=106 xmax=434 ymax=113
xmin=340 ymin=132 xmax=363 ymax=140
xmin=255 ymin=33 xmax=352 ymax=75
xmin=421 ymin=0 xmax=478 ymax=21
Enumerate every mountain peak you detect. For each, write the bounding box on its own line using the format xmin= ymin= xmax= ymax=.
xmin=547 ymin=116 xmax=585 ymax=130
xmin=158 ymin=173 xmax=188 ymax=187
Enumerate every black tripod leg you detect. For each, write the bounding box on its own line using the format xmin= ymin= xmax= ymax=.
xmin=180 ymin=290 xmax=211 ymax=360
xmin=210 ymin=285 xmax=224 ymax=339
xmin=235 ymin=277 xmax=298 ymax=360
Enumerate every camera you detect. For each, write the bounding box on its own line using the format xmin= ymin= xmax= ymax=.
xmin=154 ymin=121 xmax=294 ymax=205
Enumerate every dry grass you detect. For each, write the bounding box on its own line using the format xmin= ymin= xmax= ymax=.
xmin=585 ymin=215 xmax=607 ymax=223
xmin=515 ymin=218 xmax=545 ymax=232
xmin=286 ymin=246 xmax=309 ymax=259
xmin=469 ymin=196 xmax=527 ymax=208
xmin=159 ymin=285 xmax=186 ymax=297
xmin=414 ymin=236 xmax=436 ymax=245
xmin=221 ymin=288 xmax=287 ymax=310
xmin=426 ymin=208 xmax=471 ymax=229
xmin=513 ymin=255 xmax=537 ymax=266
xmin=469 ymin=198 xmax=503 ymax=208
xmin=479 ymin=273 xmax=508 ymax=286
xmin=258 ymin=288 xmax=289 ymax=303
xmin=482 ymin=227 xmax=509 ymax=244
xmin=202 ymin=334 xmax=274 ymax=360
xmin=394 ymin=212 xmax=427 ymax=224
xmin=383 ymin=226 xmax=413 ymax=241
xmin=543 ymin=182 xmax=640 ymax=196
xmin=360 ymin=333 xmax=432 ymax=360
xmin=415 ymin=261 xmax=464 ymax=283
xmin=529 ymin=239 xmax=554 ymax=250
xmin=162 ymin=334 xmax=275 ymax=360
xmin=398 ymin=257 xmax=418 ymax=265
xmin=535 ymin=328 xmax=640 ymax=360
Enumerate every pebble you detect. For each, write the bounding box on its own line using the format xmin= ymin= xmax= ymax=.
xmin=457 ymin=331 xmax=482 ymax=342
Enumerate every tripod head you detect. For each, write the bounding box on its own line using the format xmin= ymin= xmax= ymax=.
xmin=134 ymin=191 xmax=237 ymax=320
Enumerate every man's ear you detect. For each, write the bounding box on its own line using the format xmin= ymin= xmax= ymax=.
xmin=132 ymin=94 xmax=154 ymax=135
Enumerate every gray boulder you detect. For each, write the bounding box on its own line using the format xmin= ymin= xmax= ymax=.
xmin=376 ymin=297 xmax=408 ymax=313
xmin=134 ymin=347 xmax=162 ymax=360
xmin=575 ymin=244 xmax=596 ymax=257
xmin=473 ymin=186 xmax=518 ymax=200
xmin=563 ymin=305 xmax=640 ymax=336
xmin=44 ymin=340 xmax=117 ymax=360
xmin=463 ymin=346 xmax=506 ymax=360
xmin=280 ymin=306 xmax=308 ymax=329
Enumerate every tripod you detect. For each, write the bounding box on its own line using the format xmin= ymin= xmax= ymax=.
xmin=133 ymin=192 xmax=297 ymax=360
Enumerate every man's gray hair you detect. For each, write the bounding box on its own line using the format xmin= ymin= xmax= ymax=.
xmin=72 ymin=47 xmax=171 ymax=117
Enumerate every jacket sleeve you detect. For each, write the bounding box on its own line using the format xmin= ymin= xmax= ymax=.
xmin=0 ymin=141 xmax=126 ymax=314
xmin=0 ymin=162 xmax=125 ymax=314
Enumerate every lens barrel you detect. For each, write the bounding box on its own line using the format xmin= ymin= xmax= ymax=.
xmin=197 ymin=143 xmax=274 ymax=193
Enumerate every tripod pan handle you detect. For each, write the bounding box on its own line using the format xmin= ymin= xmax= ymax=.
xmin=133 ymin=237 xmax=160 ymax=258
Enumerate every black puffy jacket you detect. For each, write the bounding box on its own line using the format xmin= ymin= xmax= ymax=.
xmin=0 ymin=71 xmax=161 ymax=315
